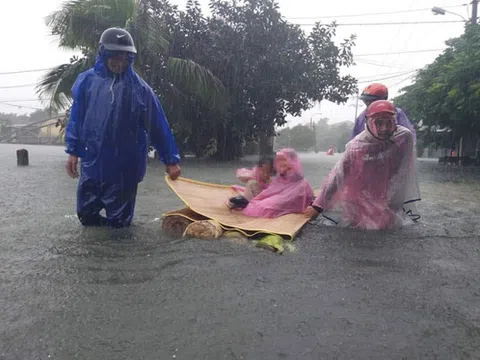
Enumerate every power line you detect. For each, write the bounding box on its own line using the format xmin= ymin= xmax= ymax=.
xmin=0 ymin=67 xmax=53 ymax=75
xmin=0 ymin=114 xmax=67 ymax=143
xmin=0 ymin=83 xmax=38 ymax=89
xmin=286 ymin=4 xmax=467 ymax=20
xmin=0 ymin=102 xmax=45 ymax=111
xmin=356 ymin=69 xmax=418 ymax=81
xmin=388 ymin=0 xmax=417 ymax=81
xmin=355 ymin=48 xmax=445 ymax=57
xmin=357 ymin=69 xmax=418 ymax=84
xmin=0 ymin=98 xmax=54 ymax=111
xmin=296 ymin=20 xmax=465 ymax=26
xmin=355 ymin=58 xmax=413 ymax=70
xmin=389 ymin=74 xmax=416 ymax=88
xmin=0 ymin=4 xmax=467 ymax=76
xmin=0 ymin=99 xmax=51 ymax=103
xmin=18 ymin=115 xmax=66 ymax=127
xmin=0 ymin=40 xmax=462 ymax=95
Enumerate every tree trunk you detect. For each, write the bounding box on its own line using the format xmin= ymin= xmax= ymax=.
xmin=259 ymin=132 xmax=274 ymax=157
xmin=214 ymin=123 xmax=241 ymax=161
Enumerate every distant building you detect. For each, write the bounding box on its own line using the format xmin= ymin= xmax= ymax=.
xmin=0 ymin=119 xmax=63 ymax=145
xmin=416 ymin=119 xmax=479 ymax=160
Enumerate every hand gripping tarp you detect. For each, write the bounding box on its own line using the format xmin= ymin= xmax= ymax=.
xmin=163 ymin=176 xmax=311 ymax=240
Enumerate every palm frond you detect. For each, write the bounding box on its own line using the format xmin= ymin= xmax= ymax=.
xmin=46 ymin=0 xmax=137 ymax=50
xmin=167 ymin=57 xmax=228 ymax=113
xmin=36 ymin=56 xmax=95 ymax=111
xmin=127 ymin=2 xmax=170 ymax=58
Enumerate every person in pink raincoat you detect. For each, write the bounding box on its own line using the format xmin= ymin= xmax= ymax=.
xmin=238 ymin=148 xmax=314 ymax=218
xmin=229 ymin=157 xmax=274 ymax=206
xmin=304 ymin=100 xmax=421 ymax=230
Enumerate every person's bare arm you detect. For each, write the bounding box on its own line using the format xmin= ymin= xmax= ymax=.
xmin=304 ymin=146 xmax=353 ymax=218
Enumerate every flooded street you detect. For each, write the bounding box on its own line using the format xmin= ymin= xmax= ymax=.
xmin=1 ymin=144 xmax=479 ymax=360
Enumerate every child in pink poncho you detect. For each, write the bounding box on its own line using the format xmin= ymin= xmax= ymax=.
xmin=240 ymin=149 xmax=314 ymax=218
xmin=304 ymin=100 xmax=421 ymax=230
xmin=231 ymin=157 xmax=274 ymax=201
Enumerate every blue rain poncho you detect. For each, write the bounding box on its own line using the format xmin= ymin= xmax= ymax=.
xmin=65 ymin=49 xmax=180 ymax=187
xmin=65 ymin=49 xmax=180 ymax=227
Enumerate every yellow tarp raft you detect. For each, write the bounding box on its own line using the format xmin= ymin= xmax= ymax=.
xmin=162 ymin=176 xmax=311 ymax=241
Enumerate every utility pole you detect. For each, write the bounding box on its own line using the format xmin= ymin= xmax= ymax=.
xmin=309 ymin=116 xmax=317 ymax=153
xmin=473 ymin=0 xmax=478 ymax=24
xmin=354 ymin=94 xmax=360 ymax=120
xmin=309 ymin=110 xmax=322 ymax=153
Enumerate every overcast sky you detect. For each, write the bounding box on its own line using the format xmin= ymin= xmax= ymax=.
xmin=0 ymin=0 xmax=468 ymax=126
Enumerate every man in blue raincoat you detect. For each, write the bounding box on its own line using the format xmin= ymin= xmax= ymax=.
xmin=351 ymin=83 xmax=417 ymax=144
xmin=64 ymin=27 xmax=181 ymax=228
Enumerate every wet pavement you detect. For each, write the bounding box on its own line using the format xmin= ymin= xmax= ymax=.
xmin=0 ymin=144 xmax=479 ymax=360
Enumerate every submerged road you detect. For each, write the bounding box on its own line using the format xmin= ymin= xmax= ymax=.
xmin=0 ymin=144 xmax=479 ymax=359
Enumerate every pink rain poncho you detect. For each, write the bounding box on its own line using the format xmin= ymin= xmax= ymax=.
xmin=312 ymin=125 xmax=421 ymax=230
xmin=232 ymin=166 xmax=270 ymax=197
xmin=243 ymin=149 xmax=314 ymax=218
xmin=232 ymin=166 xmax=270 ymax=200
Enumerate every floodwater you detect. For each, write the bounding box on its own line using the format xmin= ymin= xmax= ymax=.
xmin=0 ymin=144 xmax=479 ymax=360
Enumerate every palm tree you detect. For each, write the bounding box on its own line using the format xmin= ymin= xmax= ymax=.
xmin=37 ymin=0 xmax=227 ymax=119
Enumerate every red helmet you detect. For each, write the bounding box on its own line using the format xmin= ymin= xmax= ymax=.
xmin=366 ymin=100 xmax=396 ymax=117
xmin=360 ymin=83 xmax=389 ymax=103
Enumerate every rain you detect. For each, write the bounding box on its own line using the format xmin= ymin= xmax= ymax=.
xmin=1 ymin=0 xmax=480 ymax=359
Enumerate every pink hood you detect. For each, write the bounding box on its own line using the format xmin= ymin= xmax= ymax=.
xmin=313 ymin=126 xmax=421 ymax=230
xmin=242 ymin=149 xmax=314 ymax=218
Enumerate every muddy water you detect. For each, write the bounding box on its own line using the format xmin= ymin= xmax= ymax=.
xmin=0 ymin=144 xmax=479 ymax=360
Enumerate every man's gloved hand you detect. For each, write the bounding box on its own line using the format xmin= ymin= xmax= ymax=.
xmin=166 ymin=164 xmax=181 ymax=180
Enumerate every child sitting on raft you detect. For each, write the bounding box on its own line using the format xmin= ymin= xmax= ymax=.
xmin=228 ymin=157 xmax=274 ymax=208
xmin=228 ymin=148 xmax=314 ymax=218
xmin=237 ymin=157 xmax=274 ymax=200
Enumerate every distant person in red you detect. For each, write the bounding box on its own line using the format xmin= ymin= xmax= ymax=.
xmin=304 ymin=100 xmax=421 ymax=230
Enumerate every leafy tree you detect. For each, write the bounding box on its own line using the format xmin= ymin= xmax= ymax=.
xmin=327 ymin=121 xmax=352 ymax=152
xmin=37 ymin=0 xmax=226 ymax=114
xmin=394 ymin=24 xmax=480 ymax=150
xmin=197 ymin=0 xmax=358 ymax=158
xmin=276 ymin=124 xmax=315 ymax=151
xmin=275 ymin=119 xmax=352 ymax=153
xmin=0 ymin=113 xmax=28 ymax=125
xmin=314 ymin=117 xmax=331 ymax=150
xmin=37 ymin=0 xmax=358 ymax=161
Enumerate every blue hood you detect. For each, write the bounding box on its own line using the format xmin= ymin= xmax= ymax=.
xmin=93 ymin=46 xmax=136 ymax=78
xmin=64 ymin=47 xmax=181 ymax=186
